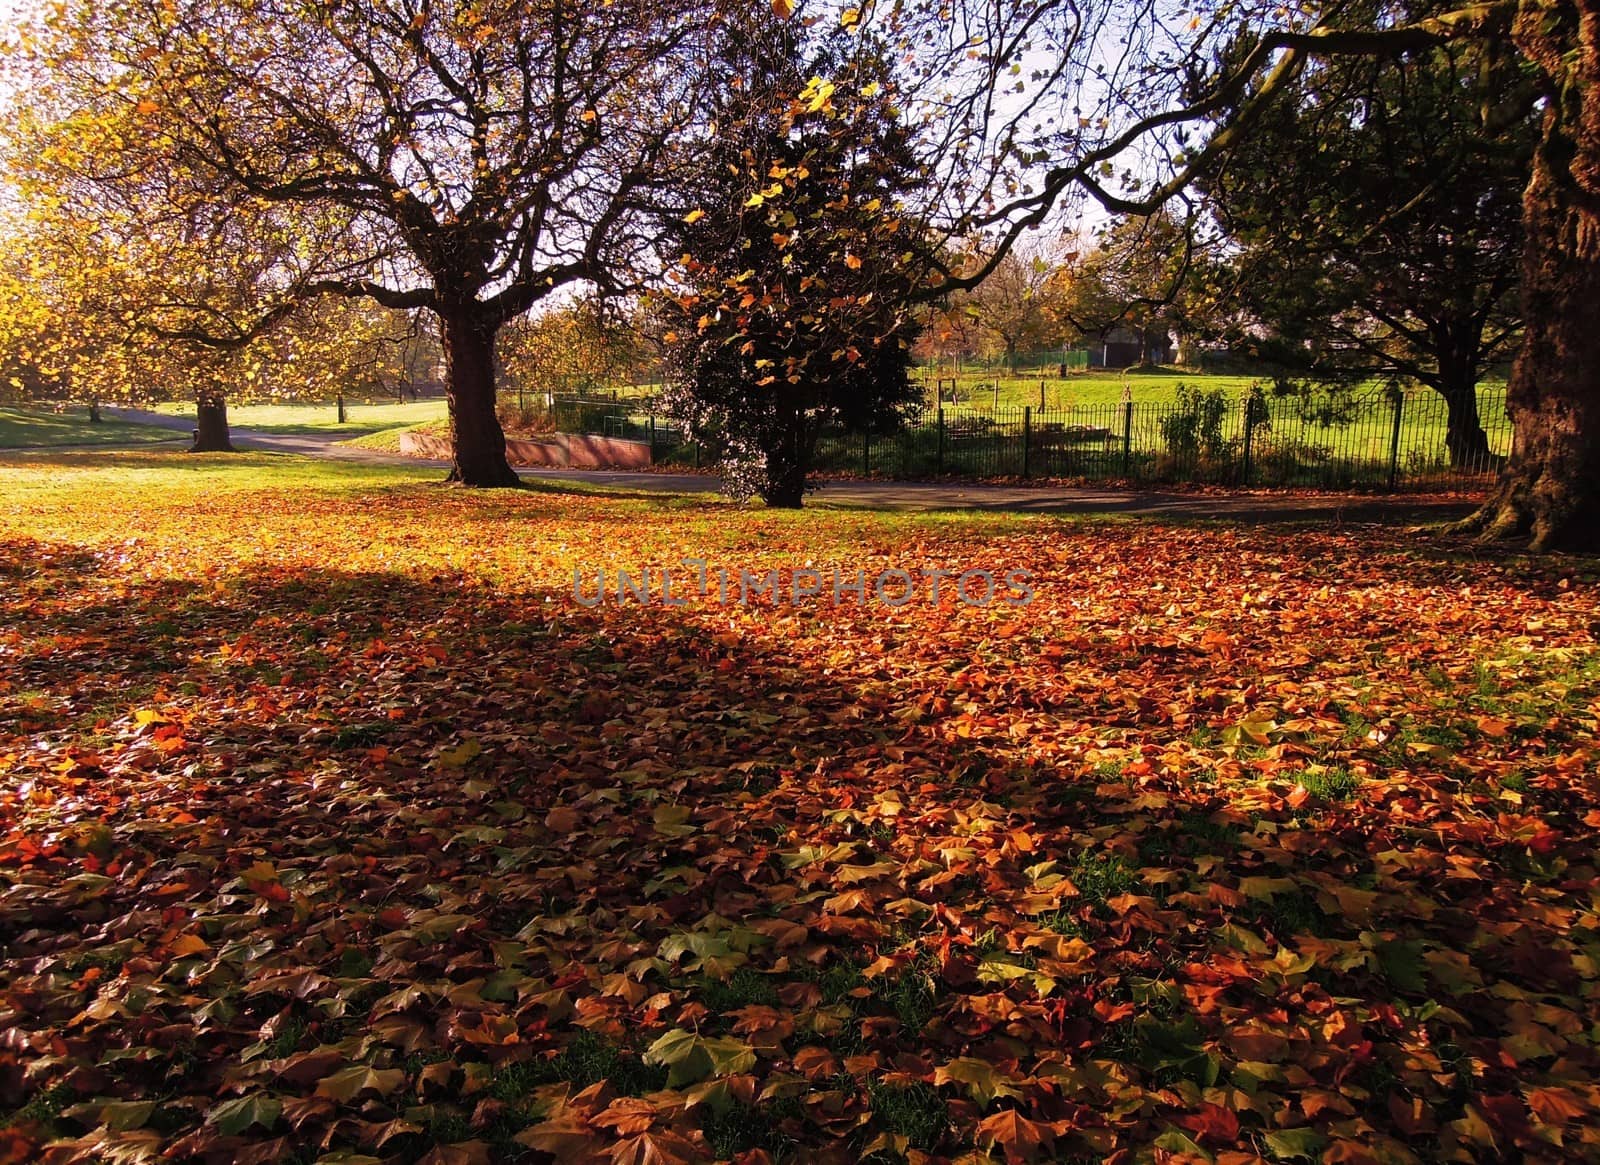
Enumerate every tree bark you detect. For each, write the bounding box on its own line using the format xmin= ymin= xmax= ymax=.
xmin=189 ymin=391 xmax=235 ymax=452
xmin=440 ymin=309 xmax=521 ymax=488
xmin=1455 ymin=4 xmax=1600 ymax=551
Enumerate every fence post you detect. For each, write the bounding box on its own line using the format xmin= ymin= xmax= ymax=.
xmin=1240 ymin=396 xmax=1256 ymax=486
xmin=937 ymin=407 xmax=945 ymax=473
xmin=1121 ymin=398 xmax=1134 ymax=478
xmin=649 ymin=414 xmax=657 ymax=458
xmin=863 ymin=428 xmax=871 ymax=476
xmin=1023 ymin=406 xmax=1031 ymax=478
xmin=1387 ymin=393 xmax=1405 ymax=491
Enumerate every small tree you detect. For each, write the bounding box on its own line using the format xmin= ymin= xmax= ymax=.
xmin=499 ymin=299 xmax=644 ymax=403
xmin=657 ymin=14 xmax=927 ymax=507
xmin=964 ymin=249 xmax=1072 ymax=373
xmin=1058 ymin=213 xmax=1202 ymax=367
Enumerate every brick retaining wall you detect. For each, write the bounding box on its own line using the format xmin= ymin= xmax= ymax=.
xmin=399 ymin=431 xmax=652 ymax=469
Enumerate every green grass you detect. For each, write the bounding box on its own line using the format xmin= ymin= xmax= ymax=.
xmin=149 ymin=397 xmax=447 ymax=436
xmin=865 ymin=1081 xmax=949 ymax=1154
xmin=0 ymin=406 xmax=183 ymax=449
xmin=0 ymin=450 xmax=428 ymax=497
xmin=919 ymin=369 xmax=1265 ymax=410
xmin=340 ymin=418 xmax=448 ymax=453
xmin=1297 ymin=767 xmax=1362 ymax=801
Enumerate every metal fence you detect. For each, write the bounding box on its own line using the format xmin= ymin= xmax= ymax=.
xmin=538 ymin=386 xmax=1511 ymax=491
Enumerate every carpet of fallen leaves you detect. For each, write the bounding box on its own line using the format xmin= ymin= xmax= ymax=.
xmin=3 ymin=453 xmax=1600 ymax=1165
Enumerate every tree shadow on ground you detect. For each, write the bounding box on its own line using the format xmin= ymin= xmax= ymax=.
xmin=1 ymin=528 xmax=1598 ymax=1163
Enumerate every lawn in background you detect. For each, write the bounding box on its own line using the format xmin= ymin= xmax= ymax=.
xmin=149 ymin=396 xmax=448 ymax=436
xmin=0 ymin=405 xmax=183 ymax=449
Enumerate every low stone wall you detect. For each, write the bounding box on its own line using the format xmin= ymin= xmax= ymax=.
xmin=399 ymin=430 xmax=652 ymax=469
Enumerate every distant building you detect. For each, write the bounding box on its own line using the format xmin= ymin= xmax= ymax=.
xmin=1087 ymin=327 xmax=1173 ymax=369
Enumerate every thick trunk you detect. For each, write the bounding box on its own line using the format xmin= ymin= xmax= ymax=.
xmin=763 ymin=474 xmax=807 ymax=508
xmin=441 ymin=310 xmax=520 ymax=488
xmin=1457 ymin=2 xmax=1600 ymax=551
xmin=189 ymin=391 xmax=235 ymax=452
xmin=1436 ymin=365 xmax=1499 ymax=472
xmin=760 ymin=407 xmax=812 ymax=508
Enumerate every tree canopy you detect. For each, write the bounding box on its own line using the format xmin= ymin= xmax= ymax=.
xmin=6 ymin=0 xmax=715 ymax=482
xmin=656 ymin=13 xmax=926 ymax=507
xmin=1198 ymin=37 xmax=1530 ymax=468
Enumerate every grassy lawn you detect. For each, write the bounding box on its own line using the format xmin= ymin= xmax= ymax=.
xmin=341 ymin=418 xmax=450 ymax=454
xmin=0 ymin=405 xmax=184 ymax=449
xmin=150 ymin=396 xmax=449 ymax=435
xmin=2 ymin=448 xmax=1598 ymax=1162
xmin=917 ymin=368 xmax=1266 ymax=409
xmin=563 ymin=370 xmax=1269 ymax=409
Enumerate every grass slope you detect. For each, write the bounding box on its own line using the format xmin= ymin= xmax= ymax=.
xmin=149 ymin=397 xmax=449 ymax=436
xmin=0 ymin=406 xmax=184 ymax=449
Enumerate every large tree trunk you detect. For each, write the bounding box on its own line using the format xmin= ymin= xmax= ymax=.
xmin=189 ymin=390 xmax=235 ymax=452
xmin=1457 ymin=2 xmax=1600 ymax=551
xmin=440 ymin=309 xmax=521 ymax=488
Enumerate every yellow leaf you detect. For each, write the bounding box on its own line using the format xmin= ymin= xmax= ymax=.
xmin=239 ymin=861 xmax=278 ymax=887
xmin=437 ymin=738 xmax=482 ymax=768
xmin=683 ymin=208 xmax=705 ymax=224
xmin=844 ymin=254 xmax=862 ymax=270
xmin=170 ymin=934 xmax=211 ymax=957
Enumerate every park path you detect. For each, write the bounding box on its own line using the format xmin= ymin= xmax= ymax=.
xmin=96 ymin=406 xmax=1478 ymax=524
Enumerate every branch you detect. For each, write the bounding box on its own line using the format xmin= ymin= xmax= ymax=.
xmin=927 ymin=1 xmax=1517 ymax=296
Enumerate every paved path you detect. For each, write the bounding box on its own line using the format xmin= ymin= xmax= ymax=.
xmin=96 ymin=407 xmax=1477 ymax=524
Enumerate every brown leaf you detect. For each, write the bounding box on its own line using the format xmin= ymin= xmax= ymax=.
xmin=976 ymin=1109 xmax=1058 ymax=1163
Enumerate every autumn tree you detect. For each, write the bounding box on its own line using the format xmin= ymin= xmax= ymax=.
xmin=657 ymin=13 xmax=927 ymax=507
xmin=1056 ymin=213 xmax=1203 ymax=368
xmin=7 ymin=0 xmax=713 ymax=485
xmin=963 ymin=249 xmax=1073 ymax=372
xmin=0 ymin=197 xmax=432 ymax=450
xmin=498 ymin=298 xmax=645 ymax=401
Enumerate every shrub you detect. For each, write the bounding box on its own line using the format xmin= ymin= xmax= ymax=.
xmin=1158 ymin=383 xmax=1230 ymax=464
